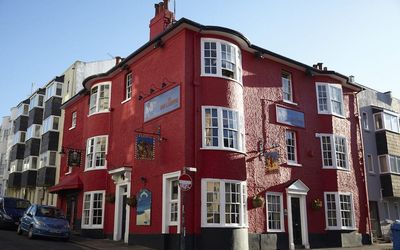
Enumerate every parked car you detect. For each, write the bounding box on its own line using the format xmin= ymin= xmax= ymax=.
xmin=0 ymin=197 xmax=30 ymax=229
xmin=17 ymin=204 xmax=70 ymax=241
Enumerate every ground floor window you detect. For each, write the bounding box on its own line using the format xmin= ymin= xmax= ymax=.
xmin=266 ymin=192 xmax=284 ymax=232
xmin=324 ymin=192 xmax=355 ymax=230
xmin=82 ymin=190 xmax=105 ymax=229
xmin=201 ymin=178 xmax=247 ymax=227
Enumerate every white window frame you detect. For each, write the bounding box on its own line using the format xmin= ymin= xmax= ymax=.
xmin=85 ymin=135 xmax=108 ymax=171
xmin=26 ymin=124 xmax=42 ymax=141
xmin=17 ymin=103 xmax=29 ymax=117
xmin=266 ymin=192 xmax=284 ymax=232
xmin=38 ymin=151 xmax=58 ymax=169
xmin=374 ymin=111 xmax=400 ymax=133
xmin=10 ymin=159 xmax=23 ymax=173
xmin=286 ymin=130 xmax=299 ymax=165
xmin=324 ymin=192 xmax=356 ymax=230
xmin=315 ymin=82 xmax=344 ymax=117
xmin=201 ymin=178 xmax=247 ymax=228
xmin=42 ymin=115 xmax=60 ymax=135
xmin=200 ymin=38 xmax=242 ymax=84
xmin=201 ymin=106 xmax=245 ymax=153
xmin=378 ymin=154 xmax=400 ymax=174
xmin=362 ymin=112 xmax=369 ymax=131
xmin=367 ymin=154 xmax=374 ymax=174
xmin=29 ymin=93 xmax=45 ymax=111
xmin=45 ymin=82 xmax=63 ymax=101
xmin=88 ymin=82 xmax=111 ymax=116
xmin=162 ymin=171 xmax=181 ymax=233
xmin=12 ymin=131 xmax=26 ymax=145
xmin=70 ymin=111 xmax=77 ymax=130
xmin=316 ymin=133 xmax=349 ymax=170
xmin=124 ymin=73 xmax=132 ymax=101
xmin=81 ymin=190 xmax=105 ymax=229
xmin=282 ymin=72 xmax=294 ymax=103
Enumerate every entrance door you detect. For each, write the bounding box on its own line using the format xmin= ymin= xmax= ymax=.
xmin=121 ymin=194 xmax=127 ymax=239
xmin=66 ymin=193 xmax=78 ymax=231
xmin=291 ymin=197 xmax=302 ymax=247
xmin=369 ymin=201 xmax=382 ymax=239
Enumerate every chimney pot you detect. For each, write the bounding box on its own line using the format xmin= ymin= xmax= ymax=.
xmin=323 ymin=67 xmax=327 ymax=71
xmin=154 ymin=3 xmax=159 ymax=15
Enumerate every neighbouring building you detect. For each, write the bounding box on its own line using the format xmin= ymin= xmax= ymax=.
xmin=6 ymin=59 xmax=116 ymax=205
xmin=50 ymin=1 xmax=370 ymax=249
xmin=358 ymin=88 xmax=400 ymax=240
xmin=0 ymin=114 xmax=13 ymax=196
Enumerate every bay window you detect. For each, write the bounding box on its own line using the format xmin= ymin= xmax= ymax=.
xmin=45 ymin=82 xmax=63 ymax=101
xmin=89 ymin=82 xmax=111 ymax=115
xmin=39 ymin=151 xmax=57 ymax=168
xmin=85 ymin=135 xmax=108 ymax=170
xmin=374 ymin=111 xmax=400 ymax=133
xmin=23 ymin=156 xmax=38 ymax=171
xmin=202 ymin=106 xmax=245 ymax=152
xmin=29 ymin=94 xmax=44 ymax=111
xmin=26 ymin=124 xmax=42 ymax=141
xmin=317 ymin=134 xmax=348 ymax=170
xmin=10 ymin=160 xmax=23 ymax=173
xmin=82 ymin=190 xmax=105 ymax=229
xmin=12 ymin=131 xmax=26 ymax=145
xmin=42 ymin=116 xmax=60 ymax=134
xmin=324 ymin=192 xmax=355 ymax=230
xmin=379 ymin=154 xmax=400 ymax=174
xmin=201 ymin=38 xmax=242 ymax=83
xmin=201 ymin=178 xmax=247 ymax=227
xmin=17 ymin=103 xmax=29 ymax=117
xmin=316 ymin=83 xmax=344 ymax=116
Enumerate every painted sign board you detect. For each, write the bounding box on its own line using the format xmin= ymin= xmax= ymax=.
xmin=136 ymin=189 xmax=151 ymax=226
xmin=276 ymin=106 xmax=305 ymax=128
xmin=144 ymin=86 xmax=180 ymax=122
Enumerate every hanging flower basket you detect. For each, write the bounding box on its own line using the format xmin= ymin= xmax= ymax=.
xmin=312 ymin=198 xmax=323 ymax=209
xmin=252 ymin=195 xmax=265 ymax=208
xmin=105 ymin=193 xmax=115 ymax=203
xmin=127 ymin=196 xmax=137 ymax=207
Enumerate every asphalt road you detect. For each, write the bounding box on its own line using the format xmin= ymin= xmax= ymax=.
xmin=0 ymin=228 xmax=87 ymax=250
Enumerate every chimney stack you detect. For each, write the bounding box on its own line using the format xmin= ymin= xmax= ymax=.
xmin=149 ymin=0 xmax=175 ymax=40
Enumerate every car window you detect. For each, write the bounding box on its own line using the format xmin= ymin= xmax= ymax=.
xmin=30 ymin=206 xmax=37 ymax=216
xmin=4 ymin=198 xmax=30 ymax=209
xmin=25 ymin=205 xmax=33 ymax=215
xmin=37 ymin=206 xmax=65 ymax=219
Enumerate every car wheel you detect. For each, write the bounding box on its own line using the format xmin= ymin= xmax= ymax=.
xmin=28 ymin=226 xmax=35 ymax=239
xmin=17 ymin=225 xmax=23 ymax=235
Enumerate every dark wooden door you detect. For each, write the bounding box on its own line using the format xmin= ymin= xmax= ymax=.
xmin=291 ymin=197 xmax=302 ymax=246
xmin=66 ymin=193 xmax=78 ymax=230
xmin=369 ymin=201 xmax=382 ymax=239
xmin=121 ymin=195 xmax=127 ymax=239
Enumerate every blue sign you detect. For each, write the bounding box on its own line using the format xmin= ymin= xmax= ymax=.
xmin=276 ymin=106 xmax=305 ymax=128
xmin=144 ymin=86 xmax=180 ymax=122
xmin=136 ymin=189 xmax=151 ymax=226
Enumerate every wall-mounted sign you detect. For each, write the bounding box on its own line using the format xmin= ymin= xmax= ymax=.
xmin=178 ymin=174 xmax=192 ymax=191
xmin=135 ymin=136 xmax=155 ymax=160
xmin=265 ymin=151 xmax=280 ymax=171
xmin=144 ymin=86 xmax=180 ymax=122
xmin=276 ymin=106 xmax=305 ymax=128
xmin=136 ymin=189 xmax=151 ymax=226
xmin=68 ymin=150 xmax=82 ymax=167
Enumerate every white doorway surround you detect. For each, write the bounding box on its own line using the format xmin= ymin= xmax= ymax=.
xmin=286 ymin=179 xmax=310 ymax=250
xmin=109 ymin=167 xmax=132 ymax=243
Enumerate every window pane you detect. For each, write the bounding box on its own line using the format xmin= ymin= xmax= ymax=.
xmin=282 ymin=73 xmax=292 ymax=102
xmin=317 ymin=85 xmax=328 ymax=112
xmin=286 ymin=131 xmax=296 ymax=163
xmin=267 ymin=194 xmax=282 ymax=230
xmin=379 ymin=155 xmax=389 ymax=173
xmin=330 ymin=86 xmax=343 ymax=115
xmin=206 ymin=182 xmax=220 ymax=224
xmin=326 ymin=194 xmax=337 ymax=227
xmin=335 ymin=137 xmax=347 ymax=169
xmin=321 ymin=136 xmax=333 ymax=166
xmin=339 ymin=195 xmax=353 ymax=227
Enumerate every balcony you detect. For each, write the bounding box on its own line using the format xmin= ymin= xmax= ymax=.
xmin=28 ymin=108 xmax=44 ymax=127
xmin=7 ymin=172 xmax=22 ymax=188
xmin=10 ymin=144 xmax=25 ymax=161
xmin=43 ymin=96 xmax=62 ymax=119
xmin=36 ymin=167 xmax=56 ymax=187
xmin=376 ymin=130 xmax=400 ymax=155
xmin=40 ymin=131 xmax=59 ymax=153
xmin=381 ymin=174 xmax=400 ymax=198
xmin=13 ymin=116 xmax=28 ymax=133
xmin=21 ymin=170 xmax=37 ymax=188
xmin=24 ymin=138 xmax=41 ymax=158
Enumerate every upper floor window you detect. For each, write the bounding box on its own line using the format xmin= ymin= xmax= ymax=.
xmin=26 ymin=124 xmax=42 ymax=141
xmin=10 ymin=160 xmax=23 ymax=173
xmin=379 ymin=154 xmax=400 ymax=174
xmin=89 ymin=83 xmax=111 ymax=115
xmin=282 ymin=72 xmax=293 ymax=103
xmin=17 ymin=103 xmax=29 ymax=117
xmin=201 ymin=178 xmax=247 ymax=227
xmin=374 ymin=111 xmax=399 ymax=133
xmin=70 ymin=112 xmax=77 ymax=129
xmin=324 ymin=192 xmax=355 ymax=230
xmin=39 ymin=151 xmax=57 ymax=168
xmin=316 ymin=83 xmax=344 ymax=117
xmin=286 ymin=130 xmax=298 ymax=165
xmin=85 ymin=135 xmax=108 ymax=170
xmin=317 ymin=134 xmax=348 ymax=170
xmin=201 ymin=38 xmax=242 ymax=83
xmin=202 ymin=106 xmax=245 ymax=152
xmin=125 ymin=73 xmax=132 ymax=101
xmin=23 ymin=156 xmax=38 ymax=171
xmin=362 ymin=112 xmax=369 ymax=130
xmin=29 ymin=94 xmax=44 ymax=111
xmin=12 ymin=131 xmax=26 ymax=145
xmin=266 ymin=192 xmax=284 ymax=232
xmin=42 ymin=116 xmax=60 ymax=134
xmin=45 ymin=82 xmax=63 ymax=101
xmin=367 ymin=154 xmax=374 ymax=174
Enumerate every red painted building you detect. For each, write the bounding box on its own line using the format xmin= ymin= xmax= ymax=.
xmin=50 ymin=1 xmax=370 ymax=249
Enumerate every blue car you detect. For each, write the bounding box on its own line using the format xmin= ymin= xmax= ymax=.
xmin=0 ymin=197 xmax=30 ymax=229
xmin=17 ymin=204 xmax=70 ymax=241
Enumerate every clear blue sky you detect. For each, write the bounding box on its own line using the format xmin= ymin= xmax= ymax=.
xmin=0 ymin=0 xmax=399 ymax=118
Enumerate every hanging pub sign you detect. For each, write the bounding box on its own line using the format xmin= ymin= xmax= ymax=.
xmin=136 ymin=189 xmax=152 ymax=226
xmin=135 ymin=136 xmax=155 ymax=160
xmin=68 ymin=149 xmax=82 ymax=167
xmin=276 ymin=105 xmax=305 ymax=128
xmin=264 ymin=151 xmax=280 ymax=171
xmin=144 ymin=85 xmax=180 ymax=122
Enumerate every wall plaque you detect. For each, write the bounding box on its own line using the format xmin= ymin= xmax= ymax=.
xmin=68 ymin=150 xmax=82 ymax=167
xmin=265 ymin=151 xmax=280 ymax=171
xmin=136 ymin=189 xmax=151 ymax=226
xmin=276 ymin=106 xmax=305 ymax=128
